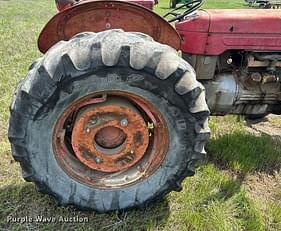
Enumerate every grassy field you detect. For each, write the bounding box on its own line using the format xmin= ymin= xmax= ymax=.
xmin=1 ymin=0 xmax=281 ymax=230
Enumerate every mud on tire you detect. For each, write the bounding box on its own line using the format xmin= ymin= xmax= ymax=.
xmin=8 ymin=29 xmax=210 ymax=212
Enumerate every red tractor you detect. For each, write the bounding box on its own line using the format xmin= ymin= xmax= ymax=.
xmin=8 ymin=0 xmax=281 ymax=212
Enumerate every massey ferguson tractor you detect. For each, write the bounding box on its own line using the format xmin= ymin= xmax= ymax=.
xmin=8 ymin=0 xmax=281 ymax=212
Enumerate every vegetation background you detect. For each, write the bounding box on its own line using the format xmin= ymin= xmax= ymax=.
xmin=0 ymin=0 xmax=281 ymax=230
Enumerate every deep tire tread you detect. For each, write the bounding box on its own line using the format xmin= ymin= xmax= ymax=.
xmin=9 ymin=29 xmax=210 ymax=212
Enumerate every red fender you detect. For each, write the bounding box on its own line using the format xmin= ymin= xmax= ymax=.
xmin=38 ymin=0 xmax=181 ymax=53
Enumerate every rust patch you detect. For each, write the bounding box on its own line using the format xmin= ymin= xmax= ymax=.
xmin=95 ymin=126 xmax=127 ymax=149
xmin=52 ymin=91 xmax=169 ymax=188
xmin=71 ymin=104 xmax=149 ymax=173
xmin=38 ymin=1 xmax=181 ymax=53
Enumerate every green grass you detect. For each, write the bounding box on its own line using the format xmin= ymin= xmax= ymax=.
xmin=1 ymin=0 xmax=281 ymax=230
xmin=157 ymin=0 xmax=246 ymax=16
xmin=208 ymin=117 xmax=281 ymax=174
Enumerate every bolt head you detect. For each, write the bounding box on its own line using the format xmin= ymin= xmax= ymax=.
xmin=250 ymin=72 xmax=262 ymax=82
xmin=120 ymin=118 xmax=128 ymax=127
xmin=94 ymin=156 xmax=102 ymax=164
xmin=227 ymin=58 xmax=233 ymax=65
xmin=105 ymin=23 xmax=111 ymax=29
xmin=89 ymin=117 xmax=97 ymax=125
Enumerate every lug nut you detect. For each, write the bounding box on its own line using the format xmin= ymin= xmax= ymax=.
xmin=89 ymin=117 xmax=97 ymax=125
xmin=86 ymin=117 xmax=98 ymax=133
xmin=120 ymin=118 xmax=128 ymax=127
xmin=250 ymin=72 xmax=262 ymax=82
xmin=105 ymin=22 xmax=111 ymax=29
xmin=94 ymin=156 xmax=102 ymax=164
xmin=227 ymin=58 xmax=233 ymax=65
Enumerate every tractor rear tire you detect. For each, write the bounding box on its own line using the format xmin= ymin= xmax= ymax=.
xmin=8 ymin=30 xmax=210 ymax=212
xmin=245 ymin=114 xmax=267 ymax=121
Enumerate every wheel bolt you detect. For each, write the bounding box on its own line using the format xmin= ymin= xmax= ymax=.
xmin=89 ymin=118 xmax=97 ymax=124
xmin=94 ymin=156 xmax=102 ymax=164
xmin=120 ymin=118 xmax=128 ymax=127
xmin=86 ymin=117 xmax=98 ymax=133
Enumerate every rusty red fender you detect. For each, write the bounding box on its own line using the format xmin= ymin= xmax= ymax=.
xmin=38 ymin=0 xmax=181 ymax=53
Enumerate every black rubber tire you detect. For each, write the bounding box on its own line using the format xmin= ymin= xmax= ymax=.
xmin=8 ymin=30 xmax=210 ymax=212
xmin=245 ymin=114 xmax=267 ymax=121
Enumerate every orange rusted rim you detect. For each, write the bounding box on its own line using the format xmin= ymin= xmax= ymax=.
xmin=52 ymin=91 xmax=169 ymax=188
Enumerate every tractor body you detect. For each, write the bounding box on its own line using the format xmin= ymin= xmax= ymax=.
xmin=177 ymin=9 xmax=281 ymax=116
xmin=41 ymin=1 xmax=281 ymax=117
xmin=55 ymin=0 xmax=155 ymax=11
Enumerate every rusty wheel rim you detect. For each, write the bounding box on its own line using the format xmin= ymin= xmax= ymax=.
xmin=53 ymin=91 xmax=169 ymax=188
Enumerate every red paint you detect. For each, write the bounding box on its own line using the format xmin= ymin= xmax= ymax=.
xmin=56 ymin=0 xmax=154 ymax=11
xmin=38 ymin=0 xmax=180 ymax=53
xmin=126 ymin=0 xmax=154 ymax=10
xmin=176 ymin=9 xmax=281 ymax=55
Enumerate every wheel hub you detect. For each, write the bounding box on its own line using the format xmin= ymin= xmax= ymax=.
xmin=53 ymin=91 xmax=169 ymax=188
xmin=71 ymin=98 xmax=149 ymax=173
xmin=95 ymin=126 xmax=127 ymax=149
